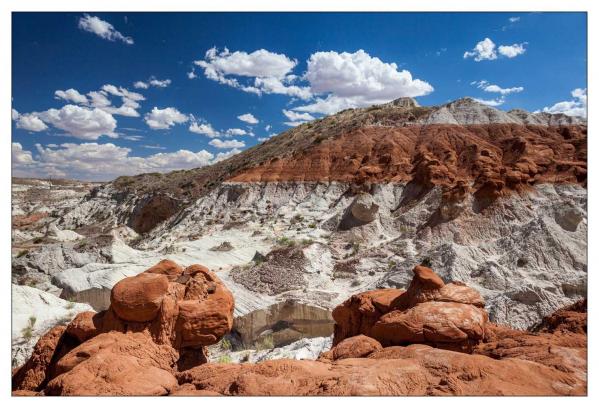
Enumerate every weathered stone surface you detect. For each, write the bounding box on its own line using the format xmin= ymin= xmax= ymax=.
xmin=13 ymin=260 xmax=235 ymax=396
xmin=372 ymin=301 xmax=488 ymax=347
xmin=46 ymin=332 xmax=178 ymax=396
xmin=321 ymin=335 xmax=383 ymax=361
xmin=65 ymin=311 xmax=101 ymax=342
xmin=110 ymin=273 xmax=170 ymax=322
xmin=333 ymin=265 xmax=488 ymax=350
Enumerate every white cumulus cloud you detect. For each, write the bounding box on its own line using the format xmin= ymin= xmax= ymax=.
xmin=464 ymin=38 xmax=526 ymax=61
xmin=12 ymin=142 xmax=215 ymax=181
xmin=225 ymin=128 xmax=247 ymax=136
xmin=78 ymin=14 xmax=133 ymax=45
xmin=238 ymin=113 xmax=259 ymax=124
xmin=189 ymin=121 xmax=221 ymax=138
xmin=471 ymin=80 xmax=524 ymax=95
xmin=292 ymin=50 xmax=433 ymax=115
xmin=38 ymin=105 xmax=117 ymax=139
xmin=541 ymin=88 xmax=587 ymax=118
xmin=12 ymin=110 xmax=48 ymax=132
xmin=472 ymin=97 xmax=505 ymax=107
xmin=144 ymin=107 xmax=188 ymax=129
xmin=134 ymin=77 xmax=172 ymax=89
xmin=55 ymin=88 xmax=88 ymax=104
xmin=194 ymin=47 xmax=310 ymax=98
xmin=209 ymin=138 xmax=246 ymax=149
xmin=498 ymin=43 xmax=527 ymax=58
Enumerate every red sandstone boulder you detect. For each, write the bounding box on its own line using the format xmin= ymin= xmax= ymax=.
xmin=46 ymin=332 xmax=178 ymax=396
xmin=332 ymin=288 xmax=404 ymax=345
xmin=66 ymin=311 xmax=101 ymax=342
xmin=143 ymin=259 xmax=184 ymax=281
xmin=111 ymin=272 xmax=170 ymax=322
xmin=13 ymin=259 xmax=236 ymax=396
xmin=332 ymin=265 xmax=488 ymax=350
xmin=321 ymin=335 xmax=383 ymax=361
xmin=372 ymin=301 xmax=487 ymax=348
xmin=12 ymin=326 xmax=71 ymax=391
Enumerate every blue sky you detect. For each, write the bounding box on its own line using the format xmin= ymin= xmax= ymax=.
xmin=12 ymin=12 xmax=587 ymax=181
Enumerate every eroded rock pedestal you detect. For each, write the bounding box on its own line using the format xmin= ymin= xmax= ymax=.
xmin=332 ymin=265 xmax=487 ymax=351
xmin=12 ymin=259 xmax=234 ymax=395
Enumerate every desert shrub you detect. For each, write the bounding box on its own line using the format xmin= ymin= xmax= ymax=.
xmin=276 ymin=237 xmax=296 ymax=247
xmin=16 ymin=249 xmax=28 ymax=258
xmin=217 ymin=355 xmax=232 ymax=363
xmin=254 ymin=334 xmax=275 ymax=351
xmin=221 ymin=338 xmax=232 ymax=351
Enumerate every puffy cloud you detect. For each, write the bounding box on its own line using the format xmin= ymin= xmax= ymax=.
xmin=509 ymin=17 xmax=521 ymax=23
xmin=194 ymin=47 xmax=310 ymax=98
xmin=12 ymin=110 xmax=48 ymax=132
xmin=53 ymin=85 xmax=143 ymax=117
xmin=265 ymin=125 xmax=272 ymax=132
xmin=149 ymin=78 xmax=171 ymax=88
xmin=463 ymin=38 xmax=497 ymax=61
xmin=55 ymin=88 xmax=88 ymax=104
xmin=187 ymin=68 xmax=197 ymax=79
xmin=197 ymin=47 xmax=296 ymax=79
xmin=214 ymin=148 xmax=242 ymax=162
xmin=464 ymin=38 xmax=526 ymax=61
xmin=541 ymin=88 xmax=587 ymax=118
xmin=471 ymin=80 xmax=524 ymax=95
xmin=209 ymin=138 xmax=246 ymax=149
xmin=38 ymin=105 xmax=117 ymax=139
xmin=498 ymin=43 xmax=527 ymax=58
xmin=134 ymin=77 xmax=172 ymax=89
xmin=13 ymin=142 xmax=215 ymax=181
xmin=292 ymin=50 xmax=433 ymax=115
xmin=78 ymin=14 xmax=133 ymax=45
xmin=282 ymin=109 xmax=315 ymax=126
xmin=144 ymin=107 xmax=188 ymax=129
xmin=12 ymin=143 xmax=34 ymax=165
xmin=225 ymin=128 xmax=247 ymax=136
xmin=189 ymin=121 xmax=220 ymax=138
xmin=472 ymin=97 xmax=505 ymax=107
xmin=238 ymin=113 xmax=259 ymax=124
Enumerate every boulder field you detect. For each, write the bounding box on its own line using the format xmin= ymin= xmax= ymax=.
xmin=13 ymin=261 xmax=586 ymax=396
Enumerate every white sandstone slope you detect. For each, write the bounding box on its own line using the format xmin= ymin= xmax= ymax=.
xmin=12 ymin=285 xmax=93 ymax=367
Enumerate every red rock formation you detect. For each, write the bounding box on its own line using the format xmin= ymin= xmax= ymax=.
xmin=12 ymin=259 xmax=234 ymax=395
xmin=333 ymin=265 xmax=488 ymax=350
xmin=319 ymin=335 xmax=383 ymax=361
xmin=230 ymin=125 xmax=587 ymax=202
xmin=13 ymin=261 xmax=587 ymax=396
xmin=175 ymin=341 xmax=585 ymax=395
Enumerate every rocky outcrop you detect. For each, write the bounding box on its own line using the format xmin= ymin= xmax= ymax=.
xmin=319 ymin=335 xmax=382 ymax=361
xmin=175 ymin=341 xmax=585 ymax=396
xmin=339 ymin=193 xmax=380 ymax=230
xmin=333 ymin=265 xmax=488 ymax=351
xmin=13 ymin=262 xmax=587 ymax=396
xmin=12 ymin=260 xmax=234 ymax=395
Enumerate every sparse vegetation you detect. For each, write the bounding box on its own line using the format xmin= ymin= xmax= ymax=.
xmin=254 ymin=334 xmax=275 ymax=351
xmin=16 ymin=249 xmax=29 ymax=258
xmin=217 ymin=355 xmax=232 ymax=363
xmin=308 ymin=222 xmax=317 ymax=228
xmin=301 ymin=238 xmax=314 ymax=245
xmin=221 ymin=338 xmax=232 ymax=351
xmin=276 ymin=236 xmax=296 ymax=247
xmin=21 ymin=316 xmax=36 ymax=339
